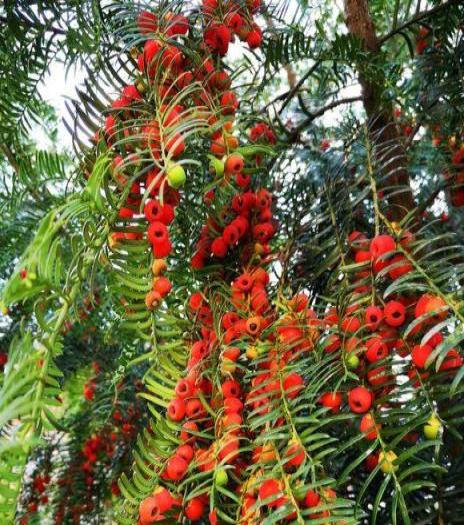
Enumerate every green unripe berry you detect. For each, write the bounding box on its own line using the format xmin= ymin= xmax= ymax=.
xmin=346 ymin=353 xmax=360 ymax=370
xmin=424 ymin=415 xmax=441 ymax=440
xmin=209 ymin=157 xmax=224 ymax=177
xmin=214 ymin=468 xmax=228 ymax=487
xmin=167 ymin=163 xmax=186 ymax=189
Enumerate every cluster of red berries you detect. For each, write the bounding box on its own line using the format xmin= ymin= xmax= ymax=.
xmin=127 ymin=3 xmax=345 ymax=522
xmin=316 ymin=229 xmax=462 ymax=471
xmin=51 ymin=412 xmax=138 ymax=525
xmin=99 ymin=0 xmax=264 ymax=314
xmin=249 ymin=122 xmax=276 ymax=145
xmin=21 ymin=473 xmax=50 ymax=520
xmin=81 ymin=431 xmax=121 ymax=487
xmin=415 ymin=26 xmax=441 ymax=55
xmin=202 ymin=0 xmax=263 ymax=54
xmin=137 ymin=284 xmax=334 ymax=523
xmin=192 ymin=183 xmax=276 ymax=268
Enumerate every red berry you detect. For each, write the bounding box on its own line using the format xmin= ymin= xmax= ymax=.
xmin=185 ymin=398 xmax=206 ymax=419
xmin=247 ymin=27 xmax=263 ymax=49
xmin=166 ymin=454 xmax=188 ymax=481
xmin=415 ymin=294 xmax=448 ymax=321
xmin=139 ymin=496 xmax=161 ymax=525
xmin=189 ymin=292 xmax=203 ymax=311
xmin=235 ymin=172 xmax=251 ymax=188
xmin=144 ymin=199 xmax=174 ymax=224
xmin=283 ymin=372 xmax=304 ymax=399
xmin=388 ymin=254 xmax=412 ymax=280
xmin=185 ymin=496 xmax=205 ymax=521
xmin=384 ymin=300 xmax=406 ymax=327
xmin=153 ymin=487 xmax=176 ymax=513
xmin=153 ymin=276 xmax=172 ymax=297
xmin=223 ymin=224 xmax=240 ymax=245
xmin=354 ymin=250 xmax=371 ymax=264
xmin=234 ymin=273 xmax=254 ymax=292
xmin=224 ymin=397 xmax=244 ymax=414
xmin=365 ymin=305 xmax=383 ymax=330
xmin=341 ymin=316 xmax=361 ymax=333
xmin=220 ymin=90 xmax=238 ymax=114
xmin=152 ymin=238 xmax=172 ymax=258
xmin=370 ymin=235 xmax=396 ymax=258
xmin=176 ymin=444 xmax=194 ymax=463
xmin=258 ymin=479 xmax=284 ymax=507
xmin=167 ymin=398 xmax=186 ymax=421
xmin=147 ymin=221 xmax=169 ymax=245
xmin=367 ymin=366 xmax=389 ymax=386
xmin=211 ymin=236 xmax=228 ymax=258
xmin=175 ymin=379 xmax=194 ymax=400
xmin=348 ymin=386 xmax=373 ymax=413
xmin=365 ymin=453 xmax=379 ymax=471
xmin=365 ymin=337 xmax=389 ymax=363
xmin=225 ymin=153 xmax=244 ymax=175
xmin=360 ymin=413 xmax=380 ymax=440
xmin=137 ymin=10 xmax=158 ymax=34
xmin=319 ymin=391 xmax=342 ymax=412
xmin=180 ymin=421 xmax=198 ymax=442
xmin=284 ymin=441 xmax=305 ymax=468
xmin=411 ymin=344 xmax=433 ymax=369
xmin=304 ymin=489 xmax=321 ymax=508
xmin=222 ymin=380 xmax=241 ymax=398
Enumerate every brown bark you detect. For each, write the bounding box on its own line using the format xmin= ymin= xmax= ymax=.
xmin=344 ymin=0 xmax=416 ymax=221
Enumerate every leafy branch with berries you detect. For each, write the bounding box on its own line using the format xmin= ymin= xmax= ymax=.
xmin=1 ymin=0 xmax=464 ymax=524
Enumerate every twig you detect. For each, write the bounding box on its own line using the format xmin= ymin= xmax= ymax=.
xmin=288 ymin=95 xmax=362 ymax=139
xmin=261 ymin=61 xmax=322 ymax=113
xmin=379 ymin=0 xmax=461 ymax=45
xmin=0 ymin=144 xmax=20 ymax=174
xmin=0 ymin=15 xmax=66 ymax=36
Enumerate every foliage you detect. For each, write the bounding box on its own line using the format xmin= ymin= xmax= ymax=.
xmin=1 ymin=1 xmax=464 ymax=525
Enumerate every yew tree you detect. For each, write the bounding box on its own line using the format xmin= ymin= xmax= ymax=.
xmin=1 ymin=0 xmax=464 ymax=524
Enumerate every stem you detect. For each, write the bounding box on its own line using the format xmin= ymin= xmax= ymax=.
xmin=365 ymin=126 xmax=381 ymax=236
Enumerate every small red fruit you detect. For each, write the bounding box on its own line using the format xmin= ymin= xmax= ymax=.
xmin=166 ymin=455 xmax=188 ymax=481
xmin=258 ymin=479 xmax=283 ymax=507
xmin=411 ymin=344 xmax=433 ymax=369
xmin=185 ymin=497 xmax=205 ymax=521
xmin=370 ymin=235 xmax=396 ymax=258
xmin=348 ymin=386 xmax=373 ymax=413
xmin=167 ymin=398 xmax=186 ymax=421
xmin=384 ymin=300 xmax=406 ymax=327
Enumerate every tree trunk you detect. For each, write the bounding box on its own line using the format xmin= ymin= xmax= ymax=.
xmin=344 ymin=0 xmax=416 ymax=222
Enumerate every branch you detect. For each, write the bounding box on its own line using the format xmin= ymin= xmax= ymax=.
xmin=288 ymin=95 xmax=362 ymax=139
xmin=0 ymin=15 xmax=67 ymax=37
xmin=379 ymin=0 xmax=461 ymax=46
xmin=0 ymin=144 xmax=20 ymax=174
xmin=261 ymin=61 xmax=322 ymax=113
